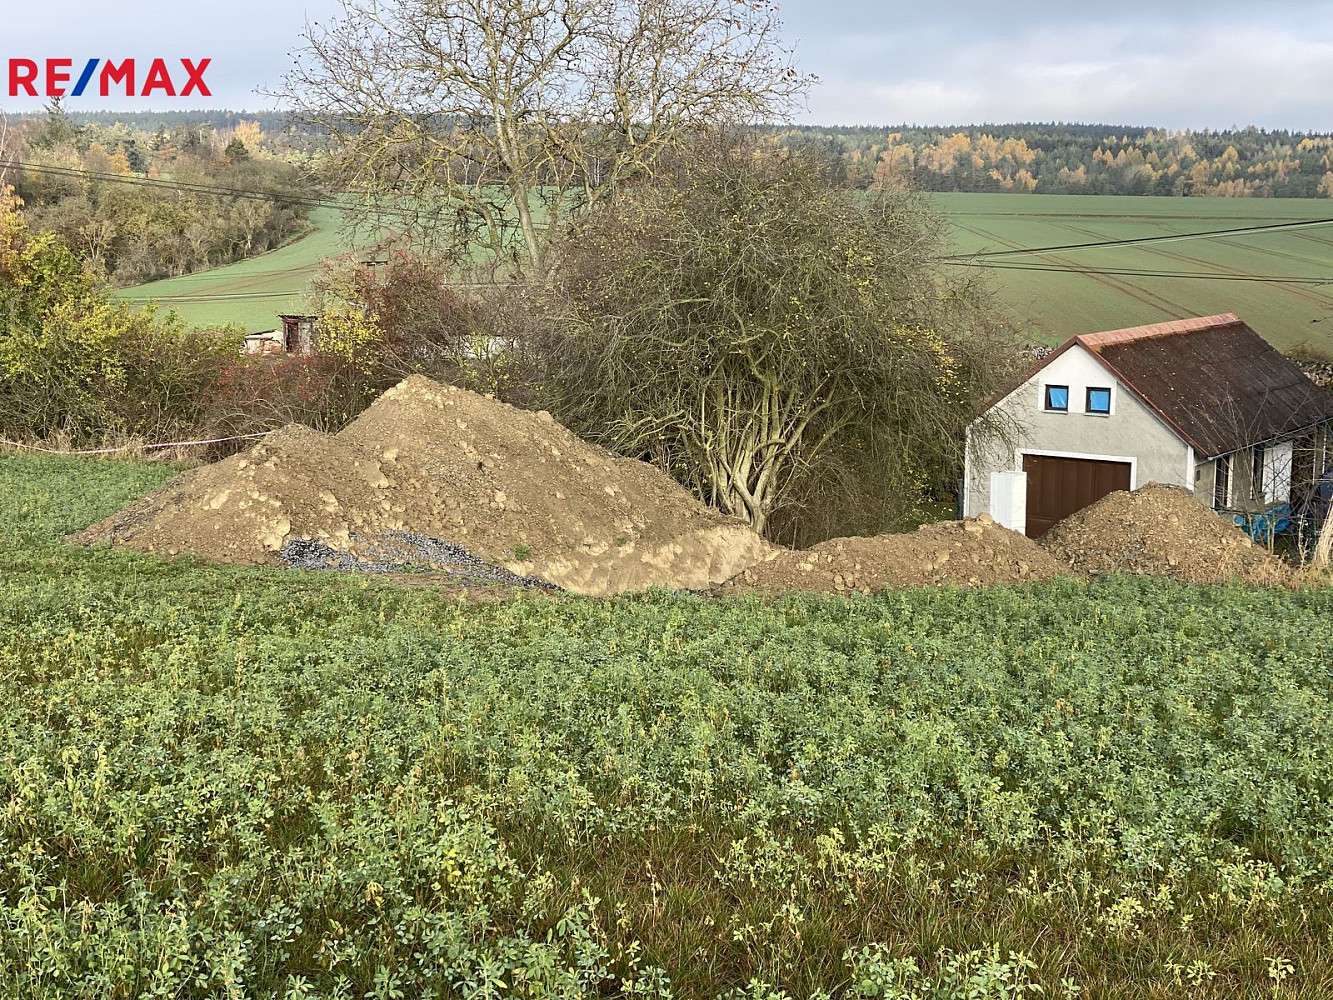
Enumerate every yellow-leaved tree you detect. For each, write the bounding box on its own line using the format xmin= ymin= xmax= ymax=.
xmin=0 ymin=186 xmax=227 ymax=443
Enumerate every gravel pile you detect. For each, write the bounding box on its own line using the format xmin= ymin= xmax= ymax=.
xmin=280 ymin=531 xmax=559 ymax=589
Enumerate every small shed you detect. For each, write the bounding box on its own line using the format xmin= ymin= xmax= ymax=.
xmin=278 ymin=314 xmax=319 ymax=355
xmin=966 ymin=313 xmax=1333 ymax=537
xmin=241 ymin=315 xmax=320 ymax=357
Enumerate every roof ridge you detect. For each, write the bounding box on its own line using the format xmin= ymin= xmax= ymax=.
xmin=1077 ymin=312 xmax=1242 ymax=349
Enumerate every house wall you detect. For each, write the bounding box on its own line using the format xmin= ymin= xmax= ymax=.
xmin=965 ymin=344 xmax=1192 ymax=517
xmin=1195 ymin=422 xmax=1333 ymax=511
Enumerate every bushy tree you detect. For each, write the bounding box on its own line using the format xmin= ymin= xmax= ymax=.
xmin=0 ymin=189 xmax=236 ymax=443
xmin=310 ymin=251 xmax=528 ymax=399
xmin=543 ymin=143 xmax=1018 ymax=539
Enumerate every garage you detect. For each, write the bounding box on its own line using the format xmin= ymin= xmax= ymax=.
xmin=1022 ymin=454 xmax=1132 ymax=538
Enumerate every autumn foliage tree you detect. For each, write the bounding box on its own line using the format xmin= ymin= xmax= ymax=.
xmin=309 ymin=250 xmax=540 ymax=403
xmin=0 ymin=187 xmax=241 ymax=442
xmin=543 ymin=144 xmax=1017 ymax=539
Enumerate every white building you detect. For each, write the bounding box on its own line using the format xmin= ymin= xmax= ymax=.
xmin=965 ymin=313 xmax=1333 ymax=537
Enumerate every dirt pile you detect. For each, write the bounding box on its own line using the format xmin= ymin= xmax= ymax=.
xmin=69 ymin=424 xmax=395 ymax=562
xmin=725 ymin=514 xmax=1068 ymax=595
xmin=1038 ymin=484 xmax=1289 ymax=584
xmin=73 ymin=376 xmax=773 ymax=596
xmin=334 ymin=377 xmax=773 ymax=594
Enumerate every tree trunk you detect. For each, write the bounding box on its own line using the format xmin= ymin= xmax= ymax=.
xmin=1313 ymin=508 xmax=1333 ymax=567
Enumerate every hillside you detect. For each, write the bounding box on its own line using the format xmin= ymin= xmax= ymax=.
xmin=116 ymin=195 xmax=1333 ymax=350
xmin=940 ymin=193 xmax=1333 ymax=350
xmin=112 ymin=205 xmax=354 ymax=331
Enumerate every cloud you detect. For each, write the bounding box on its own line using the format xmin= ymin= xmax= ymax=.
xmin=4 ymin=1 xmax=1331 ymax=129
xmin=794 ymin=16 xmax=1333 ymax=129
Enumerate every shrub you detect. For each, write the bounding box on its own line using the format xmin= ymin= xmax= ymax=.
xmin=0 ymin=189 xmax=376 ymax=453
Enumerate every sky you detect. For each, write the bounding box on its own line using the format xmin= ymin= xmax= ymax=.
xmin=4 ymin=0 xmax=1333 ymax=130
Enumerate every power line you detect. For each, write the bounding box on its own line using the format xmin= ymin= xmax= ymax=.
xmin=946 ymin=215 xmax=1333 ymax=260
xmin=116 ymin=261 xmax=328 ymax=285
xmin=9 ymin=158 xmax=1333 ymax=291
xmin=950 ymin=259 xmax=1333 ymax=285
xmin=17 ymin=157 xmax=1333 ymax=261
xmin=0 ymin=158 xmax=344 ymax=213
xmin=117 ymin=290 xmax=304 ymax=302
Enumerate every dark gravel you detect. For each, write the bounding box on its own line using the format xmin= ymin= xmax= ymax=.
xmin=279 ymin=530 xmax=559 ymax=589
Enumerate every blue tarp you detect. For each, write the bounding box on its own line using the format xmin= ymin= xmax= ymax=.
xmin=1234 ymin=503 xmax=1293 ymax=544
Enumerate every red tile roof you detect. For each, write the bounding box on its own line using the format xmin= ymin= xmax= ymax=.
xmin=1065 ymin=314 xmax=1333 ymax=457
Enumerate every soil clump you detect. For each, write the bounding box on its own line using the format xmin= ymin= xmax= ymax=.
xmin=725 ymin=514 xmax=1068 ymax=594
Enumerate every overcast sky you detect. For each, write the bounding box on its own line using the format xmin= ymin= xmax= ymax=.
xmin=5 ymin=0 xmax=1332 ymax=130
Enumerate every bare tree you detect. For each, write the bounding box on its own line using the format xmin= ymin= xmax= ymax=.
xmin=278 ymin=0 xmax=810 ymax=275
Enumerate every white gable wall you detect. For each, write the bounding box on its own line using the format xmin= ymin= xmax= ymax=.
xmin=964 ymin=344 xmax=1193 ymax=518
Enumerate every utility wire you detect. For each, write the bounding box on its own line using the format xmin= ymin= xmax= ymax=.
xmin=1 ymin=158 xmax=339 ymax=210
xmin=16 ymin=157 xmax=1333 ymax=260
xmin=950 ymin=260 xmax=1333 ymax=285
xmin=0 ymin=158 xmax=434 ymax=226
xmin=118 ymin=290 xmax=304 ymax=302
xmin=9 ymin=158 xmax=1333 ymax=288
xmin=945 ymin=215 xmax=1333 ymax=260
xmin=117 ymin=261 xmax=331 ymax=285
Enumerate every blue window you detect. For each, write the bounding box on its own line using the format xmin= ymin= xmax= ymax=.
xmin=1086 ymin=387 xmax=1112 ymax=414
xmin=1044 ymin=385 xmax=1069 ymax=412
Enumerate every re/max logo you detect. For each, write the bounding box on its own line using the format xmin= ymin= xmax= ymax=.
xmin=7 ymin=58 xmax=211 ymax=98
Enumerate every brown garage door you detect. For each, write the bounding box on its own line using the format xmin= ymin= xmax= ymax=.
xmin=1022 ymin=454 xmax=1132 ymax=538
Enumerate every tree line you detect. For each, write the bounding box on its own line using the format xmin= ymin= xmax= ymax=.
xmin=26 ymin=114 xmax=1333 ymax=200
xmin=783 ymin=124 xmax=1333 ymax=197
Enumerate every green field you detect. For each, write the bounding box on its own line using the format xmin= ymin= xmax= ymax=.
xmin=5 ymin=452 xmax=1333 ymax=998
xmin=117 ymin=194 xmax=1333 ymax=350
xmin=939 ymin=193 xmax=1333 ymax=351
xmin=112 ymin=206 xmax=355 ymax=332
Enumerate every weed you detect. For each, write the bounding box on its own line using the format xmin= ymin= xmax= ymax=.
xmin=3 ymin=452 xmax=1333 ymax=998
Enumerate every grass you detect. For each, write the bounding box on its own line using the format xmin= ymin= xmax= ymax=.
xmin=111 ymin=206 xmax=355 ymax=332
xmin=5 ymin=451 xmax=1333 ymax=998
xmin=114 ymin=194 xmax=1333 ymax=349
xmin=939 ymin=193 xmax=1333 ymax=350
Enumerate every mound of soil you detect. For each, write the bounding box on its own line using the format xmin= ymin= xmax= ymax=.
xmin=69 ymin=424 xmax=394 ymax=562
xmin=334 ymin=377 xmax=773 ymax=594
xmin=725 ymin=514 xmax=1068 ymax=595
xmin=73 ymin=376 xmax=773 ymax=596
xmin=1038 ymin=484 xmax=1288 ymax=585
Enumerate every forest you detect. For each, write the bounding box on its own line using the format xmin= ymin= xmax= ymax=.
xmin=783 ymin=123 xmax=1333 ymax=197
xmin=1 ymin=104 xmax=318 ymax=284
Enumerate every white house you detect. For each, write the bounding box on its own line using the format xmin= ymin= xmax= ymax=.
xmin=965 ymin=313 xmax=1333 ymax=537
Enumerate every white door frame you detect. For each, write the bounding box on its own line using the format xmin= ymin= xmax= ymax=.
xmin=1014 ymin=448 xmax=1139 ymax=490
